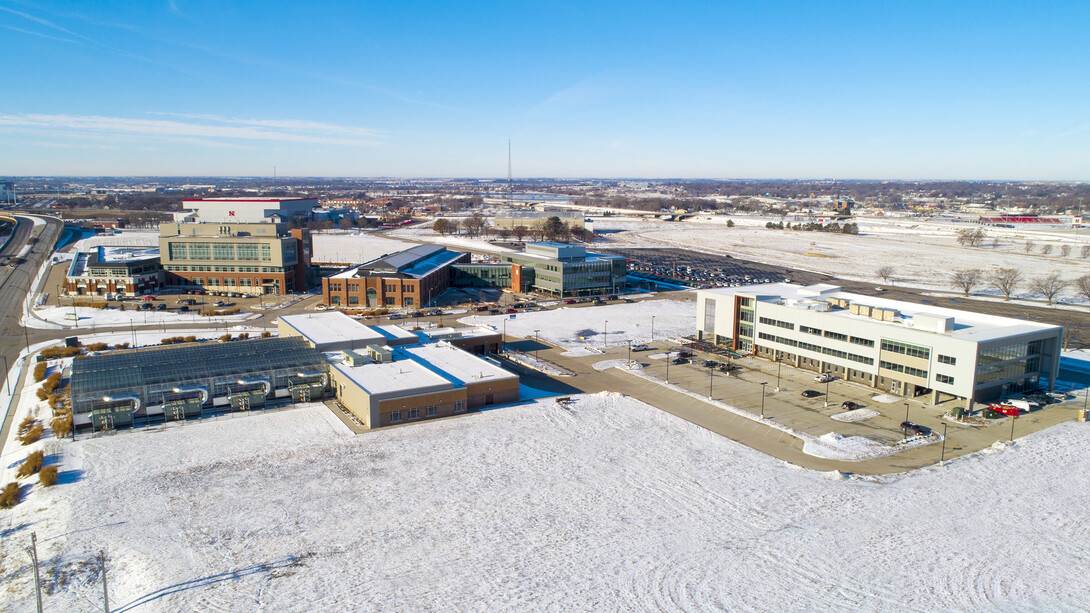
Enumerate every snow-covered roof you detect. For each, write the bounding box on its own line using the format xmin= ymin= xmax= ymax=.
xmin=375 ymin=324 xmax=419 ymax=344
xmin=329 ymin=341 xmax=514 ymax=397
xmin=403 ymin=343 xmax=517 ymax=386
xmin=279 ymin=312 xmax=385 ymax=350
xmin=701 ymin=283 xmax=1062 ymax=343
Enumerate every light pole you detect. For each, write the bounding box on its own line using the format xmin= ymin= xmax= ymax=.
xmin=760 ymin=381 xmax=768 ymax=418
xmin=603 ymin=320 xmax=608 ymax=350
xmin=940 ymin=422 xmax=948 ymax=462
xmin=1 ymin=354 xmax=9 ymax=396
xmin=534 ymin=329 xmax=540 ymax=360
xmin=709 ymin=366 xmax=714 ymax=398
xmin=627 ymin=339 xmax=632 ymax=363
xmin=502 ymin=318 xmax=507 ymax=354
xmin=775 ymin=361 xmax=782 ymax=391
xmin=824 ymin=378 xmax=830 ymax=408
xmin=651 ymin=315 xmax=655 ymax=342
xmin=1010 ymin=410 xmax=1017 ymax=442
xmin=666 ymin=349 xmax=670 ymax=382
xmin=903 ymin=402 xmax=910 ymax=440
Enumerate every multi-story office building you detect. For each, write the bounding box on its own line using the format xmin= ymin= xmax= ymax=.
xmin=64 ymin=247 xmax=164 ymax=297
xmin=499 ymin=242 xmax=626 ymax=297
xmin=159 ymin=222 xmax=312 ymax=295
xmin=696 ymin=283 xmax=1063 ymax=409
xmin=323 ymin=243 xmax=469 ymax=308
xmin=493 ymin=210 xmax=585 ymax=230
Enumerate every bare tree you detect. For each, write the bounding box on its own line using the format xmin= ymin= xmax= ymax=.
xmin=956 ymin=228 xmax=987 ymax=247
xmin=511 ymin=225 xmax=528 ymax=241
xmin=876 ymin=266 xmax=896 ymax=284
xmin=1060 ymin=244 xmax=1072 ymax=257
xmin=1025 ymin=240 xmax=1035 ymax=253
xmin=989 ymin=268 xmax=1022 ymax=301
xmin=462 ymin=212 xmax=489 ymax=237
xmin=337 ymin=217 xmax=355 ymax=230
xmin=1028 ymin=272 xmax=1068 ymax=306
xmin=432 ymin=218 xmax=455 ymax=235
xmin=950 ymin=269 xmax=983 ymax=297
xmin=1075 ymin=274 xmax=1090 ymax=304
xmin=1041 ymin=243 xmax=1053 ymax=255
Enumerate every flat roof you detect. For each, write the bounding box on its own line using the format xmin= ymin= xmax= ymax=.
xmin=183 ymin=197 xmax=316 ymax=203
xmin=279 ymin=312 xmax=385 ymax=349
xmin=700 ymin=283 xmax=1063 ymax=343
xmin=332 ymin=244 xmax=465 ymax=280
xmin=329 ymin=351 xmax=454 ymax=396
xmin=375 ymin=325 xmax=419 ymax=343
xmin=404 ymin=342 xmax=518 ymax=386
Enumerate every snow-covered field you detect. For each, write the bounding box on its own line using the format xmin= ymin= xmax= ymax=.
xmin=2 ymin=392 xmax=1088 ymax=612
xmin=26 ymin=305 xmax=259 ymax=330
xmin=459 ymin=299 xmax=694 ymax=350
xmin=596 ymin=215 xmax=1090 ymax=299
xmin=310 ymin=231 xmax=412 ymax=264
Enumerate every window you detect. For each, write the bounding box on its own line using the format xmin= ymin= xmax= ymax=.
xmin=237 ymin=244 xmax=259 ymax=261
xmin=881 ymin=340 xmax=931 ymax=360
xmin=704 ymin=298 xmax=717 ymax=331
xmin=800 ymin=325 xmax=822 ymax=336
xmin=348 ymin=296 xmax=359 ymax=306
xmin=389 ymin=411 xmax=402 ymax=423
xmin=385 ymin=297 xmax=395 ymax=305
xmin=823 ymin=330 xmax=848 ymax=342
xmin=739 ymin=309 xmax=754 ymax=323
xmin=938 ymin=354 xmax=956 ymax=365
xmin=212 ymin=244 xmax=234 ymax=260
xmin=408 ymin=408 xmax=420 ymax=419
xmin=330 ymin=296 xmax=340 ymax=305
xmin=425 ymin=405 xmax=437 ymax=417
xmin=454 ymin=400 xmax=465 ymax=413
xmin=188 ymin=243 xmax=211 ymax=260
xmin=758 ymin=316 xmax=793 ymax=330
xmin=849 ymin=336 xmax=874 ymax=348
xmin=260 ymin=244 xmax=272 ymax=261
xmin=405 ymin=297 xmax=414 ymax=305
xmin=880 ymin=360 xmax=928 ymax=378
xmin=936 ymin=374 xmax=954 ymax=384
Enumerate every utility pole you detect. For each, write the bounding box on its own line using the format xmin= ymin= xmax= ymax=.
xmin=27 ymin=533 xmax=43 ymax=613
xmin=940 ymin=422 xmax=948 ymax=462
xmin=760 ymin=381 xmax=767 ymax=418
xmin=100 ymin=549 xmax=110 ymax=613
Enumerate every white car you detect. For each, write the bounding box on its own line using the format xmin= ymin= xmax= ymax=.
xmin=630 ymin=343 xmax=649 ymax=351
xmin=814 ymin=373 xmax=834 ymax=383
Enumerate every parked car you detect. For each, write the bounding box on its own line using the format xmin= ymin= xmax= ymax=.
xmin=718 ymin=364 xmax=738 ymax=373
xmin=677 ymin=351 xmax=693 ymax=358
xmin=564 ymin=299 xmax=577 ymax=304
xmin=701 ymin=360 xmax=720 ymax=368
xmin=622 ymin=298 xmax=634 ymax=303
xmin=408 ymin=311 xmax=423 ymax=318
xmin=801 ymin=389 xmax=822 ymax=398
xmin=630 ymin=343 xmax=649 ymax=351
xmin=475 ymin=305 xmax=491 ymax=312
xmin=140 ymin=302 xmax=153 ymax=310
xmin=840 ymin=401 xmax=858 ymax=411
xmin=214 ymin=300 xmax=226 ymax=307
xmin=506 ymin=308 xmax=517 ymax=314
xmin=988 ymin=404 xmax=1021 ymax=417
xmin=179 ymin=305 xmax=190 ymax=312
xmin=488 ymin=309 xmax=502 ymax=315
xmin=900 ymin=421 xmax=931 ymax=435
xmin=156 ymin=303 xmax=166 ymax=311
xmin=606 ymin=295 xmax=618 ymax=301
xmin=388 ymin=313 xmax=403 ymax=320
xmin=814 ymin=373 xmax=834 ymax=383
xmin=671 ymin=357 xmax=689 ymax=365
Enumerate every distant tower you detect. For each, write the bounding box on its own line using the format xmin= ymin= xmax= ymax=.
xmin=507 ymin=140 xmax=513 ymax=206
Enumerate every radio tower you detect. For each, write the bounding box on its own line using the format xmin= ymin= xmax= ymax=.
xmin=507 ymin=139 xmax=513 ymax=206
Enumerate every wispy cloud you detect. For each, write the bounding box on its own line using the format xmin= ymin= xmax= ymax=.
xmin=0 ymin=24 xmax=85 ymax=45
xmin=0 ymin=5 xmax=93 ymax=42
xmin=0 ymin=113 xmax=383 ymax=147
xmin=1056 ymin=122 xmax=1090 ymax=138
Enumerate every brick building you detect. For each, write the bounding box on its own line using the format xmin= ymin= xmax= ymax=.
xmin=323 ymin=244 xmax=469 ymax=308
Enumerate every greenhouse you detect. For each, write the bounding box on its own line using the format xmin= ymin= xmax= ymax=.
xmin=70 ymin=336 xmax=329 ymax=430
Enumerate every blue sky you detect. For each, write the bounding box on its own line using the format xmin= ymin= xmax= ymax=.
xmin=1 ymin=0 xmax=1088 ymax=179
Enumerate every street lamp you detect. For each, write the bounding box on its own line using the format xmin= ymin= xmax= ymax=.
xmin=651 ymin=315 xmax=655 ymax=342
xmin=1010 ymin=410 xmax=1017 ymax=442
xmin=502 ymin=318 xmax=507 ymax=354
xmin=709 ymin=366 xmax=714 ymax=398
xmin=903 ymin=402 xmax=910 ymax=440
xmin=940 ymin=422 xmax=948 ymax=462
xmin=824 ymin=378 xmax=830 ymax=408
xmin=775 ymin=361 xmax=782 ymax=391
xmin=534 ymin=329 xmax=541 ymax=360
xmin=760 ymin=381 xmax=768 ymax=418
xmin=627 ymin=339 xmax=632 ymax=363
xmin=603 ymin=320 xmax=608 ymax=350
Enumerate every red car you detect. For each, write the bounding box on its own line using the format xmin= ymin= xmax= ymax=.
xmin=506 ymin=308 xmax=517 ymax=313
xmin=989 ymin=404 xmax=1020 ymax=417
xmin=564 ymin=299 xmax=577 ymax=304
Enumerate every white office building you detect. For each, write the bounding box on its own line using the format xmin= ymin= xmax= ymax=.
xmin=181 ymin=197 xmax=317 ymax=223
xmin=696 ymin=283 xmax=1063 ymax=409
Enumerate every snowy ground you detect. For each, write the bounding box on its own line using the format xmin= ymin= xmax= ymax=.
xmin=458 ymin=299 xmax=694 ymax=351
xmin=595 ymin=214 xmax=1090 ymax=299
xmin=310 ymin=231 xmax=412 ymax=264
xmin=2 ymin=392 xmax=1088 ymax=612
xmin=26 ymin=306 xmax=259 ymax=330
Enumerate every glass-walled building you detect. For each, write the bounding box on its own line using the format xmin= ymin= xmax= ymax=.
xmin=500 ymin=243 xmax=626 ymax=297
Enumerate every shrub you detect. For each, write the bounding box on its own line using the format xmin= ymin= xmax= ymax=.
xmin=261 ymin=331 xmax=272 ymax=338
xmin=16 ymin=451 xmax=44 ymax=478
xmin=183 ymin=336 xmax=197 ymax=343
xmin=36 ymin=388 xmax=49 ymax=401
xmin=0 ymin=483 xmax=19 ymax=508
xmin=39 ymin=466 xmax=58 ymax=487
xmin=38 ymin=345 xmax=82 ymax=360
xmin=86 ymin=342 xmax=109 ymax=352
xmin=33 ymin=363 xmax=48 ymax=382
xmin=115 ymin=342 xmax=130 ymax=349
xmin=51 ymin=414 xmax=72 ymax=439
xmin=43 ymin=373 xmax=62 ymax=395
xmin=237 ymin=333 xmax=249 ymax=340
xmin=219 ymin=334 xmax=232 ymax=342
xmin=17 ymin=416 xmax=37 ymax=438
xmin=20 ymin=425 xmax=43 ymax=446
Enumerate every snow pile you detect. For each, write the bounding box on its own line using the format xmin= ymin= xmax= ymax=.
xmin=27 ymin=306 xmax=258 ymax=330
xmin=2 ymin=393 xmax=1088 ymax=611
xmin=592 ymin=359 xmax=641 ymax=371
xmin=831 ymin=409 xmax=881 ymax=423
xmin=505 ymin=353 xmax=571 ymax=376
xmin=458 ymin=300 xmax=695 ymax=351
xmin=871 ymin=394 xmax=901 ymax=404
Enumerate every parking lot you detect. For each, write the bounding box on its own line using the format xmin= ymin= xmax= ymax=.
xmin=599 ymin=247 xmax=831 ymax=288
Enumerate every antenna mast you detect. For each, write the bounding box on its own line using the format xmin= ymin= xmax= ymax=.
xmin=507 ymin=139 xmax=512 ymax=206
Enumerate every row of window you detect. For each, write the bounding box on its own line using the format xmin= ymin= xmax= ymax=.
xmin=800 ymin=325 xmax=821 ymax=335
xmin=388 ymin=401 xmax=464 ymax=423
xmin=880 ymin=339 xmax=931 ymax=360
xmin=938 ymin=354 xmax=956 ymax=365
xmin=169 ymin=242 xmax=273 ymax=262
xmin=167 ymin=265 xmax=281 ymax=273
xmin=758 ymin=332 xmax=875 ymax=365
xmin=879 ymin=360 xmax=928 ymax=379
xmin=329 ymin=295 xmax=415 ymax=306
xmin=758 ymin=316 xmax=792 ymax=329
xmin=936 ymin=374 xmax=954 ymax=384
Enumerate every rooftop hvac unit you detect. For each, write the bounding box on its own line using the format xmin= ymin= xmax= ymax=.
xmin=366 ymin=344 xmax=393 ymax=363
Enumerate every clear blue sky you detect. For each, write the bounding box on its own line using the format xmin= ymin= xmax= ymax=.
xmin=2 ymin=0 xmax=1088 ymax=179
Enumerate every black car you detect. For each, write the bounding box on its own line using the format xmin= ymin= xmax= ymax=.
xmin=900 ymin=421 xmax=930 ymax=436
xmin=156 ymin=303 xmax=166 ymax=311
xmin=701 ymin=360 xmax=719 ymax=368
xmin=801 ymin=389 xmax=822 ymax=398
xmin=179 ymin=305 xmax=190 ymax=312
xmin=840 ymin=401 xmax=858 ymax=411
xmin=671 ymin=357 xmax=689 ymax=365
